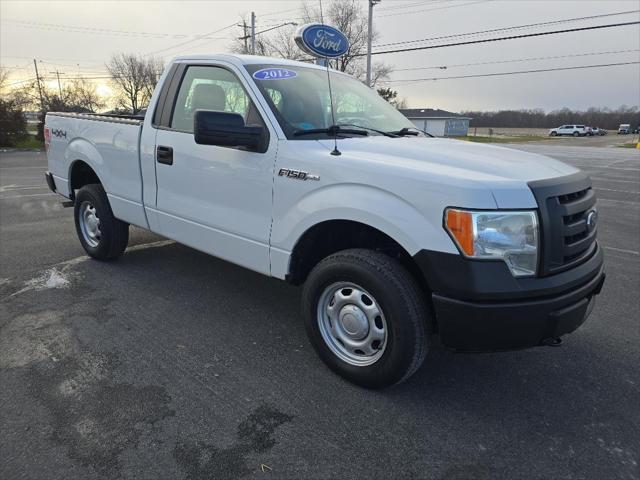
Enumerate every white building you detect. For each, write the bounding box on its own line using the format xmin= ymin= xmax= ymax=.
xmin=399 ymin=108 xmax=472 ymax=137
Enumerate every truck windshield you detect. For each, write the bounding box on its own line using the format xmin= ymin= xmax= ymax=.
xmin=245 ymin=64 xmax=420 ymax=139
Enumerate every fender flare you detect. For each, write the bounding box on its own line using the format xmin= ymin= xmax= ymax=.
xmin=273 ymin=183 xmax=450 ymax=257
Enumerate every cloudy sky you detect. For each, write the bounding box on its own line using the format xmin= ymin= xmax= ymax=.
xmin=1 ymin=0 xmax=639 ymax=112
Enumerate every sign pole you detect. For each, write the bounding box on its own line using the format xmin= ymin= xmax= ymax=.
xmin=366 ymin=1 xmax=380 ymax=88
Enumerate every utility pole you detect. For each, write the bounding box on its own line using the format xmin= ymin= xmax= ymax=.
xmin=33 ymin=59 xmax=45 ymax=112
xmin=49 ymin=69 xmax=65 ymax=97
xmin=250 ymin=12 xmax=256 ymax=55
xmin=366 ymin=0 xmax=381 ymax=88
xmin=242 ymin=20 xmax=249 ymax=54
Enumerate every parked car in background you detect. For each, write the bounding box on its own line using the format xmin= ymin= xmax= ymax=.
xmin=618 ymin=124 xmax=631 ymax=134
xmin=549 ymin=125 xmax=587 ymax=137
xmin=587 ymin=127 xmax=606 ymax=136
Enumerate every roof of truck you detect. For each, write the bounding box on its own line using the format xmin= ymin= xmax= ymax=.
xmin=171 ymin=54 xmax=329 ymax=72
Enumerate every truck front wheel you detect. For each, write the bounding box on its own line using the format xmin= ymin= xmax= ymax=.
xmin=74 ymin=184 xmax=129 ymax=260
xmin=301 ymin=249 xmax=428 ymax=388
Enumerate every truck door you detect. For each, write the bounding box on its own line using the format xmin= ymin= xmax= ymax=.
xmin=153 ymin=64 xmax=276 ymax=275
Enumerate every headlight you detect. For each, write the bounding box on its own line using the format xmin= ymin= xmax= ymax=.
xmin=444 ymin=208 xmax=539 ymax=277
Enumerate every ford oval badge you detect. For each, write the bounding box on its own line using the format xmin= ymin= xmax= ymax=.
xmin=294 ymin=23 xmax=350 ymax=58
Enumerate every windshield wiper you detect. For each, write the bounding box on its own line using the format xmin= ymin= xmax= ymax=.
xmin=386 ymin=127 xmax=424 ymax=137
xmin=293 ymin=125 xmax=368 ymax=137
xmin=338 ymin=123 xmax=399 ymax=138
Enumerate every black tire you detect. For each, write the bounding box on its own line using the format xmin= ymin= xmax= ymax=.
xmin=74 ymin=183 xmax=129 ymax=260
xmin=550 ymin=131 xmax=557 ymax=137
xmin=301 ymin=249 xmax=428 ymax=388
xmin=573 ymin=131 xmax=579 ymax=137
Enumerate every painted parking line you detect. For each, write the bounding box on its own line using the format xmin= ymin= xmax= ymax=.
xmin=595 ymin=187 xmax=640 ymax=195
xmin=0 ymin=166 xmax=47 ymax=170
xmin=0 ymin=193 xmax=56 ymax=200
xmin=592 ymin=177 xmax=640 ymax=185
xmin=0 ymin=184 xmax=45 ymax=190
xmin=602 ymin=245 xmax=640 ymax=256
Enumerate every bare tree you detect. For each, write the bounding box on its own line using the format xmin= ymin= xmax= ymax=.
xmin=0 ymin=67 xmax=10 ymax=94
xmin=67 ymin=77 xmax=104 ymax=113
xmin=231 ymin=0 xmax=392 ymax=86
xmin=40 ymin=77 xmax=105 ymax=113
xmin=301 ymin=0 xmax=391 ymax=85
xmin=376 ymin=86 xmax=406 ymax=109
xmin=106 ymin=53 xmax=163 ymax=114
xmin=232 ymin=15 xmax=308 ymax=61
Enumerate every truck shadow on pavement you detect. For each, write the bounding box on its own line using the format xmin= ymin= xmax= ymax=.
xmin=1 ymin=240 xmax=636 ymax=479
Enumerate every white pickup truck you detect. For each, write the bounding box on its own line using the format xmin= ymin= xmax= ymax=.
xmin=548 ymin=125 xmax=587 ymax=137
xmin=45 ymin=54 xmax=605 ymax=388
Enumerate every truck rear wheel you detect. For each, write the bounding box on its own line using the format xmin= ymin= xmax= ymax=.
xmin=74 ymin=184 xmax=129 ymax=260
xmin=301 ymin=249 xmax=428 ymax=388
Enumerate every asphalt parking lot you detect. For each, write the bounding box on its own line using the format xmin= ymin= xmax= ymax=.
xmin=1 ymin=145 xmax=638 ymax=480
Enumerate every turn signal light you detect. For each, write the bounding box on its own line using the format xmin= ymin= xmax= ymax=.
xmin=445 ymin=209 xmax=474 ymax=255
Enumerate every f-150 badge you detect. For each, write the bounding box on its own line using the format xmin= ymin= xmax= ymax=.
xmin=278 ymin=168 xmax=320 ymax=181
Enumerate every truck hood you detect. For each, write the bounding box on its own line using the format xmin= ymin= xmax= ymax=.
xmin=317 ymin=136 xmax=578 ymax=182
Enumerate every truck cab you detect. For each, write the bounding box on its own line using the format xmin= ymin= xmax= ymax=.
xmin=45 ymin=54 xmax=605 ymax=388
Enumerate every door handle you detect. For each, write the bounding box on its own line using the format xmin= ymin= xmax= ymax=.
xmin=156 ymin=145 xmax=173 ymax=165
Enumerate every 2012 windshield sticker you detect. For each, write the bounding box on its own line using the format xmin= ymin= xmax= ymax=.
xmin=253 ymin=68 xmax=297 ymax=80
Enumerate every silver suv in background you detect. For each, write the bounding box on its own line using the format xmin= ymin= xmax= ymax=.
xmin=549 ymin=125 xmax=587 ymax=137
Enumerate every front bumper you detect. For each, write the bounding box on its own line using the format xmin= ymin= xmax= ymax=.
xmin=414 ymin=245 xmax=605 ymax=351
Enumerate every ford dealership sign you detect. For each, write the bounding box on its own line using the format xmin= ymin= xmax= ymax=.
xmin=294 ymin=23 xmax=350 ymax=58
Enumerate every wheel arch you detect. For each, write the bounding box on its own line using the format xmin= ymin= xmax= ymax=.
xmin=286 ymin=219 xmax=431 ymax=301
xmin=65 ymin=137 xmax=105 ymax=200
xmin=68 ymin=159 xmax=102 ymax=200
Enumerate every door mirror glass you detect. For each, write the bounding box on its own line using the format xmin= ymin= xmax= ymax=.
xmin=194 ymin=110 xmax=266 ymax=152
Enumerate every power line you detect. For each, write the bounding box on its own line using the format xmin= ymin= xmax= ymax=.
xmin=394 ymin=49 xmax=640 ymax=71
xmin=377 ymin=0 xmax=492 ymax=19
xmin=4 ymin=77 xmax=36 ymax=87
xmin=258 ymin=6 xmax=303 ymax=18
xmin=2 ymin=54 xmax=106 ymax=64
xmin=0 ymin=18 xmax=229 ymax=40
xmin=367 ymin=21 xmax=640 ymax=56
xmin=377 ymin=0 xmax=447 ymax=12
xmin=381 ymin=61 xmax=640 ymax=84
xmin=146 ymin=22 xmax=238 ymax=56
xmin=375 ymin=10 xmax=640 ymax=48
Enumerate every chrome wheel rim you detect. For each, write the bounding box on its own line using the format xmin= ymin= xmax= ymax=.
xmin=317 ymin=282 xmax=388 ymax=366
xmin=79 ymin=201 xmax=101 ymax=247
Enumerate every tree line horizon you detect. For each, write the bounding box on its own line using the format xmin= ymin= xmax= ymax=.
xmin=463 ymin=107 xmax=639 ymax=130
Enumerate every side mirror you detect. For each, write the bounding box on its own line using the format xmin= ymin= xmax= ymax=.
xmin=194 ymin=110 xmax=266 ymax=152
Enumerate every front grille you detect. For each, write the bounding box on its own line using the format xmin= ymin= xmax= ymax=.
xmin=529 ymin=172 xmax=597 ymax=276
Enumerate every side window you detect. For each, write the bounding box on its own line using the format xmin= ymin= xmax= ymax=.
xmin=170 ymin=65 xmax=257 ymax=132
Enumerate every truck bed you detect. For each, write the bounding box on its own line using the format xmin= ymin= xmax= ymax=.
xmin=46 ymin=111 xmax=148 ymax=229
